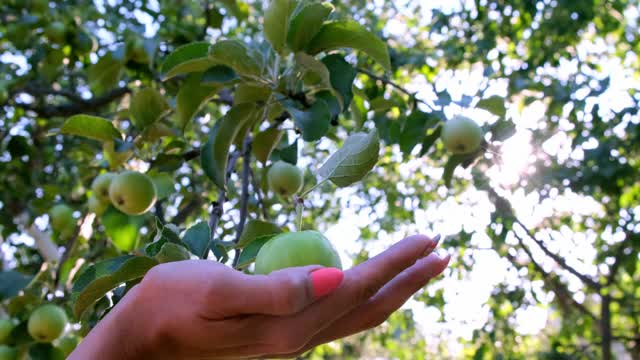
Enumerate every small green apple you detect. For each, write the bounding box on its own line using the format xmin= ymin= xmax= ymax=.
xmin=45 ymin=21 xmax=66 ymax=44
xmin=255 ymin=231 xmax=342 ymax=275
xmin=267 ymin=161 xmax=304 ymax=197
xmin=108 ymin=171 xmax=157 ymax=215
xmin=441 ymin=115 xmax=484 ymax=154
xmin=0 ymin=345 xmax=16 ymax=360
xmin=56 ymin=335 xmax=79 ymax=356
xmin=28 ymin=304 xmax=68 ymax=343
xmin=91 ymin=172 xmax=115 ymax=203
xmin=0 ymin=319 xmax=13 ymax=344
xmin=49 ymin=204 xmax=75 ymax=237
xmin=87 ymin=195 xmax=108 ymax=216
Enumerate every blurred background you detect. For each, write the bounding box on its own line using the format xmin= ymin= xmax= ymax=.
xmin=0 ymin=0 xmax=639 ymax=359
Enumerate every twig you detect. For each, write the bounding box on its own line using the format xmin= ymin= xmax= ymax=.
xmin=172 ymin=198 xmax=204 ymax=225
xmin=249 ymin=167 xmax=268 ymax=219
xmin=357 ymin=67 xmax=428 ymax=109
xmin=232 ymin=136 xmax=253 ymax=267
xmin=55 ymin=213 xmax=92 ymax=288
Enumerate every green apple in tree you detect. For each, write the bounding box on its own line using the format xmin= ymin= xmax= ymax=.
xmin=87 ymin=195 xmax=108 ymax=216
xmin=28 ymin=304 xmax=68 ymax=343
xmin=49 ymin=204 xmax=75 ymax=237
xmin=267 ymin=161 xmax=304 ymax=197
xmin=255 ymin=231 xmax=342 ymax=275
xmin=109 ymin=171 xmax=157 ymax=215
xmin=45 ymin=21 xmax=66 ymax=44
xmin=91 ymin=172 xmax=115 ymax=203
xmin=441 ymin=115 xmax=484 ymax=155
xmin=56 ymin=335 xmax=79 ymax=356
xmin=0 ymin=319 xmax=13 ymax=344
xmin=0 ymin=345 xmax=16 ymax=360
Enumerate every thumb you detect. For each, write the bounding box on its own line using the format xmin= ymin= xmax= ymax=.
xmin=228 ymin=266 xmax=344 ymax=316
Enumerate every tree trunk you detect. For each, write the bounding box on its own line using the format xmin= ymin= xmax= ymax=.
xmin=601 ymin=294 xmax=612 ymax=360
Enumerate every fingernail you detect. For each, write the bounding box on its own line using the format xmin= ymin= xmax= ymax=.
xmin=310 ymin=268 xmax=344 ymax=298
xmin=421 ymin=235 xmax=441 ymax=258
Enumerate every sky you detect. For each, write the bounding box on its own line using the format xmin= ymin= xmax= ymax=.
xmin=2 ymin=0 xmax=639 ymax=358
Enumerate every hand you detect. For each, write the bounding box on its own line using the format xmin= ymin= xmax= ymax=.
xmin=70 ymin=235 xmax=449 ymax=359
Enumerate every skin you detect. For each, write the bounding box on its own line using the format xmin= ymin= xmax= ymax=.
xmin=70 ymin=234 xmax=449 ymax=360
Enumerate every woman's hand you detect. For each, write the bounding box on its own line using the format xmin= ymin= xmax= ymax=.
xmin=70 ymin=235 xmax=449 ymax=359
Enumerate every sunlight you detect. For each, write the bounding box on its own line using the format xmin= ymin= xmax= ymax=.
xmin=488 ymin=130 xmax=533 ymax=186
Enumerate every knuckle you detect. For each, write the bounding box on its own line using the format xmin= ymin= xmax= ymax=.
xmin=270 ymin=274 xmax=305 ymax=313
xmin=355 ymin=279 xmax=379 ymax=302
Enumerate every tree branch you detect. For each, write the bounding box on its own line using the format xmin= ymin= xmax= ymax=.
xmin=357 ymin=67 xmax=429 ymax=109
xmin=16 ymin=87 xmax=131 ymax=118
xmin=232 ymin=136 xmax=253 ymax=267
xmin=250 ymin=167 xmax=268 ymax=220
xmin=172 ymin=198 xmax=204 ymax=225
xmin=514 ymin=219 xmax=602 ymax=290
xmin=55 ymin=213 xmax=93 ymax=288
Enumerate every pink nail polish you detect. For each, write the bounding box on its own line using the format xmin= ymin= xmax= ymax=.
xmin=310 ymin=268 xmax=344 ymax=298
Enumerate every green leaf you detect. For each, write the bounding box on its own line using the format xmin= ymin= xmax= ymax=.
xmin=201 ymin=65 xmax=239 ymax=85
xmin=234 ymin=84 xmax=271 ymax=105
xmin=283 ymin=99 xmax=331 ymax=141
xmin=101 ymin=207 xmax=145 ymax=252
xmin=209 ymin=40 xmax=262 ymax=77
xmin=477 ymin=96 xmax=506 ymax=118
xmin=236 ymin=235 xmax=277 ymax=269
xmin=129 ymin=88 xmax=171 ymax=130
xmin=87 ymin=53 xmax=124 ymax=94
xmin=160 ymin=42 xmax=212 ymax=80
xmin=307 ymin=20 xmax=391 ymax=71
xmin=399 ymin=111 xmax=439 ymax=155
xmin=369 ymin=97 xmax=397 ymax=113
xmin=154 ymin=242 xmax=191 ymax=263
xmin=490 ymin=119 xmax=517 ymax=142
xmin=149 ymin=173 xmax=175 ymax=200
xmin=0 ymin=271 xmax=32 ymax=301
xmin=295 ymin=53 xmax=332 ymax=89
xmin=279 ymin=138 xmax=298 ymax=165
xmin=237 ymin=220 xmax=283 ymax=247
xmin=28 ymin=343 xmax=65 ymax=360
xmin=419 ymin=126 xmax=442 ymax=156
xmin=183 ymin=222 xmax=211 ymax=259
xmin=443 ymin=154 xmax=467 ymax=188
xmin=318 ymin=130 xmax=380 ymax=187
xmin=253 ymin=127 xmax=284 ymax=164
xmin=176 ymin=74 xmax=220 ymax=130
xmin=201 ymin=104 xmax=258 ymax=189
xmin=71 ymin=255 xmax=158 ymax=318
xmin=287 ymin=2 xmax=334 ymax=52
xmin=322 ymin=54 xmax=357 ymax=110
xmin=61 ymin=115 xmax=122 ymax=142
xmin=263 ymin=0 xmax=296 ymax=54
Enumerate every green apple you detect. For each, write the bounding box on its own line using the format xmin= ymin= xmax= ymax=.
xmin=56 ymin=335 xmax=79 ymax=356
xmin=108 ymin=171 xmax=157 ymax=215
xmin=45 ymin=21 xmax=66 ymax=44
xmin=87 ymin=195 xmax=108 ymax=216
xmin=267 ymin=161 xmax=303 ymax=197
xmin=91 ymin=172 xmax=115 ymax=203
xmin=441 ymin=115 xmax=484 ymax=154
xmin=28 ymin=304 xmax=68 ymax=343
xmin=255 ymin=231 xmax=342 ymax=275
xmin=0 ymin=319 xmax=13 ymax=344
xmin=49 ymin=204 xmax=75 ymax=237
xmin=0 ymin=345 xmax=16 ymax=360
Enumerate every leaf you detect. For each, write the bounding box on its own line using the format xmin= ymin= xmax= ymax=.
xmin=295 ymin=53 xmax=332 ymax=89
xmin=307 ymin=20 xmax=391 ymax=72
xmin=399 ymin=110 xmax=439 ymax=155
xmin=154 ymin=242 xmax=192 ymax=263
xmin=0 ymin=271 xmax=32 ymax=301
xmin=318 ymin=130 xmax=380 ymax=187
xmin=209 ymin=40 xmax=262 ymax=77
xmin=129 ymin=88 xmax=171 ymax=130
xmin=176 ymin=74 xmax=220 ymax=130
xmin=419 ymin=126 xmax=442 ymax=156
xmin=201 ymin=104 xmax=257 ymax=189
xmin=149 ymin=173 xmax=175 ymax=200
xmin=490 ymin=119 xmax=517 ymax=142
xmin=183 ymin=222 xmax=211 ymax=259
xmin=237 ymin=220 xmax=282 ymax=247
xmin=477 ymin=96 xmax=506 ymax=118
xmin=71 ymin=255 xmax=158 ymax=318
xmin=287 ymin=2 xmax=334 ymax=52
xmin=236 ymin=235 xmax=278 ymax=269
xmin=87 ymin=53 xmax=123 ymax=94
xmin=282 ymin=99 xmax=331 ymax=142
xmin=322 ymin=54 xmax=357 ymax=110
xmin=263 ymin=0 xmax=296 ymax=54
xmin=234 ymin=84 xmax=271 ymax=105
xmin=279 ymin=138 xmax=298 ymax=165
xmin=160 ymin=42 xmax=212 ymax=80
xmin=28 ymin=343 xmax=65 ymax=360
xmin=61 ymin=115 xmax=122 ymax=142
xmin=253 ymin=127 xmax=284 ymax=164
xmin=101 ymin=207 xmax=145 ymax=252
xmin=443 ymin=154 xmax=467 ymax=188
xmin=201 ymin=65 xmax=239 ymax=85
